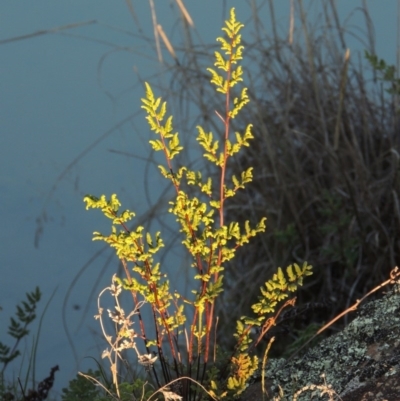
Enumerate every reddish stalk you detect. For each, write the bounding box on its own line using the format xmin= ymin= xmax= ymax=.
xmin=205 ymin=34 xmax=235 ymax=363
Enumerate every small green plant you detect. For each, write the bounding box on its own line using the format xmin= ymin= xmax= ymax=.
xmin=61 ymin=369 xmax=107 ymax=401
xmin=84 ymin=8 xmax=312 ymax=400
xmin=1 ymin=287 xmax=42 ymax=399
xmin=0 ymin=287 xmax=59 ymax=401
xmin=0 ymin=287 xmax=41 ymax=373
xmin=365 ymin=50 xmax=400 ymax=95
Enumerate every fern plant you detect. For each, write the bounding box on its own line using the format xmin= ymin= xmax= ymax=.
xmin=0 ymin=287 xmax=41 ymax=373
xmin=84 ymin=8 xmax=312 ymax=400
xmin=1 ymin=287 xmax=42 ymax=399
xmin=365 ymin=50 xmax=400 ymax=95
xmin=0 ymin=287 xmax=59 ymax=401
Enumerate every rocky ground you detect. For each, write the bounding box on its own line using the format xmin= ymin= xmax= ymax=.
xmin=241 ymin=275 xmax=400 ymax=401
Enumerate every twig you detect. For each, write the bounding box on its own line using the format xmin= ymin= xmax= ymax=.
xmin=286 ymin=266 xmax=400 ymax=364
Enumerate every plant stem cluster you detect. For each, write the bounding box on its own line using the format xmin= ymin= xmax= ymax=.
xmin=84 ymin=8 xmax=312 ymax=400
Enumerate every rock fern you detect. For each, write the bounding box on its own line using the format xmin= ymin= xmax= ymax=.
xmin=84 ymin=8 xmax=312 ymax=400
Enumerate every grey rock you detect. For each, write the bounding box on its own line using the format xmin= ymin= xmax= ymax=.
xmin=241 ymin=282 xmax=400 ymax=401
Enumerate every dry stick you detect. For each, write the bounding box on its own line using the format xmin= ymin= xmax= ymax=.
xmin=285 ymin=266 xmax=400 ymax=365
xmin=261 ymin=337 xmax=275 ymax=397
xmin=333 ymin=48 xmax=351 ymax=151
xmin=17 ymin=377 xmax=27 ymax=400
xmin=298 ymin=0 xmax=329 ymax=147
xmin=328 ymin=0 xmax=346 ymax=50
xmin=157 ymin=24 xmax=177 ymax=63
xmin=147 ymin=376 xmax=218 ymax=401
xmin=175 ymin=0 xmax=194 ymax=27
xmin=148 ymin=0 xmax=162 ymax=63
xmin=0 ymin=20 xmax=97 ymax=45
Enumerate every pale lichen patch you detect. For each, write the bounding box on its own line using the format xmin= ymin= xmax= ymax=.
xmin=246 ymin=284 xmax=400 ymax=400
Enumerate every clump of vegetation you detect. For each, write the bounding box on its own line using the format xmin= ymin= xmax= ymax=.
xmin=0 ymin=287 xmax=59 ymax=401
xmin=61 ymin=369 xmax=106 ymax=401
xmin=163 ymin=1 xmax=399 ymax=354
xmin=365 ymin=50 xmax=400 ymax=96
xmin=84 ymin=8 xmax=312 ymax=400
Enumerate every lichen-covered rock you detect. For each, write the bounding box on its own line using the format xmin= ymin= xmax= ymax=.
xmin=242 ymin=283 xmax=400 ymax=401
